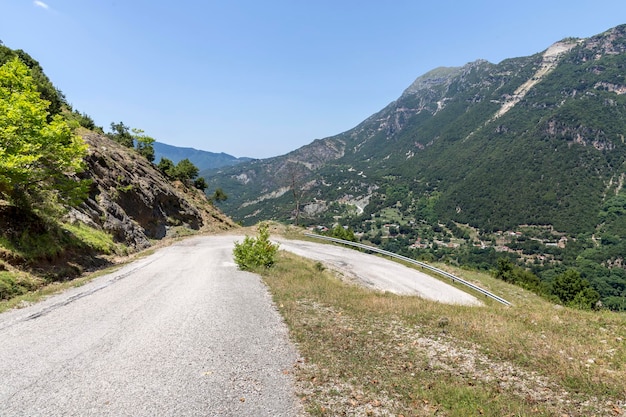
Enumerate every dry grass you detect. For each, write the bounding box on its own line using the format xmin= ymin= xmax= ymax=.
xmin=260 ymin=251 xmax=626 ymax=416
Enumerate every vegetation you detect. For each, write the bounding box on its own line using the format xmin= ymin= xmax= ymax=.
xmin=0 ymin=207 xmax=126 ymax=301
xmin=324 ymin=224 xmax=357 ymax=242
xmin=232 ymin=223 xmax=279 ymax=270
xmin=131 ymin=128 xmax=155 ymax=162
xmin=0 ymin=45 xmax=65 ymax=118
xmin=494 ymin=258 xmax=601 ymax=309
xmin=106 ymin=122 xmax=157 ymax=163
xmin=260 ymin=250 xmax=626 ymax=416
xmin=211 ymin=187 xmax=227 ymax=202
xmin=156 ymin=156 xmax=202 ymax=185
xmin=0 ymin=57 xmax=89 ymax=213
xmin=107 ymin=121 xmax=134 ymax=147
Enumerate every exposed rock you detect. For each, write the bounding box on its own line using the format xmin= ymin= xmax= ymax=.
xmin=70 ymin=131 xmax=235 ymax=249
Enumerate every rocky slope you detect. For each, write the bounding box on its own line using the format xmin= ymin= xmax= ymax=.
xmin=71 ymin=130 xmax=235 ymax=250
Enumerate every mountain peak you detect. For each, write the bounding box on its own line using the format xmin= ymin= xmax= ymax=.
xmin=403 ymin=66 xmax=462 ymax=95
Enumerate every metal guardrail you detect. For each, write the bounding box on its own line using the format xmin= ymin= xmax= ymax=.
xmin=304 ymin=233 xmax=512 ymax=306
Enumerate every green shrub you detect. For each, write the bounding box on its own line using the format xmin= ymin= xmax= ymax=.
xmin=0 ymin=271 xmax=39 ymax=300
xmin=233 ymin=223 xmax=279 ymax=270
xmin=326 ymin=224 xmax=357 ymax=242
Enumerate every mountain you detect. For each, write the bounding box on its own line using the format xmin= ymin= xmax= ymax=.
xmin=204 ymin=24 xmax=626 ymax=309
xmin=205 ymin=27 xmax=626 ymax=232
xmin=153 ymin=141 xmax=253 ymax=171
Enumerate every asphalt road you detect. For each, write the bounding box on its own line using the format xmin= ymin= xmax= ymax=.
xmin=0 ymin=234 xmax=479 ymax=416
xmin=277 ymin=238 xmax=481 ymax=306
xmin=0 ymin=235 xmax=302 ymax=417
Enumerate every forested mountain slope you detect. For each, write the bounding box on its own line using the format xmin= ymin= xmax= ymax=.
xmin=153 ymin=141 xmax=252 ymax=172
xmin=205 ymin=24 xmax=626 ymax=309
xmin=207 ymin=27 xmax=626 ymax=233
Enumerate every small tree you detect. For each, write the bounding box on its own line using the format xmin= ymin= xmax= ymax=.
xmin=173 ymin=158 xmax=199 ymax=182
xmin=286 ymin=162 xmax=308 ymax=226
xmin=327 ymin=224 xmax=356 ymax=242
xmin=108 ymin=121 xmax=133 ymax=147
xmin=157 ymin=157 xmax=175 ymax=178
xmin=131 ymin=128 xmax=155 ymax=162
xmin=212 ymin=187 xmax=228 ymax=202
xmin=233 ymin=223 xmax=279 ymax=270
xmin=552 ymin=269 xmax=600 ymax=309
xmin=193 ymin=176 xmax=208 ymax=191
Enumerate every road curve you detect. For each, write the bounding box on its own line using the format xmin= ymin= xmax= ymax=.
xmin=0 ymin=235 xmax=302 ymax=417
xmin=276 ymin=238 xmax=482 ymax=306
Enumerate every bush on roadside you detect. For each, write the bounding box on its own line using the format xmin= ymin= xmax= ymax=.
xmin=233 ymin=223 xmax=279 ymax=270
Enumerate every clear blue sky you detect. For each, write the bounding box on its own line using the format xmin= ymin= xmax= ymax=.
xmin=3 ymin=1 xmax=626 ymax=158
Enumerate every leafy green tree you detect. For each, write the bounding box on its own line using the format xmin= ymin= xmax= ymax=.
xmin=495 ymin=258 xmax=515 ymax=282
xmin=131 ymin=128 xmax=155 ymax=162
xmin=0 ymin=58 xmax=88 ymax=211
xmin=108 ymin=121 xmax=133 ymax=147
xmin=157 ymin=157 xmax=175 ymax=178
xmin=212 ymin=187 xmax=228 ymax=202
xmin=194 ymin=177 xmax=208 ymax=191
xmin=552 ymin=269 xmax=600 ymax=309
xmin=328 ymin=224 xmax=357 ymax=242
xmin=173 ymin=158 xmax=199 ymax=182
xmin=494 ymin=257 xmax=543 ymax=293
xmin=0 ymin=46 xmax=65 ymax=118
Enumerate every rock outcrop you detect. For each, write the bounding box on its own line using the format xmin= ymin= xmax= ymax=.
xmin=70 ymin=131 xmax=234 ymax=249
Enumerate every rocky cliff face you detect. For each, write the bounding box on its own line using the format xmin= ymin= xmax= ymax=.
xmin=70 ymin=131 xmax=234 ymax=249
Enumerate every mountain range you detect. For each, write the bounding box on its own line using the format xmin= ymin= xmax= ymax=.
xmin=153 ymin=141 xmax=252 ymax=171
xmin=202 ymin=24 xmax=626 ymax=309
xmin=205 ymin=26 xmax=626 ymax=232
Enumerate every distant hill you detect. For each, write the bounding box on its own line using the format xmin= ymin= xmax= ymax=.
xmin=153 ymin=141 xmax=253 ymax=171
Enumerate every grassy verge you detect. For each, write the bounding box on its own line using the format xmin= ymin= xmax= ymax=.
xmin=259 ymin=251 xmax=626 ymax=416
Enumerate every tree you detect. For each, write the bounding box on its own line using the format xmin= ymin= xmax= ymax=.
xmin=0 ymin=58 xmax=88 ymax=211
xmin=194 ymin=177 xmax=208 ymax=191
xmin=131 ymin=128 xmax=155 ymax=162
xmin=108 ymin=121 xmax=133 ymax=147
xmin=232 ymin=222 xmax=279 ymax=270
xmin=157 ymin=157 xmax=175 ymax=178
xmin=495 ymin=257 xmax=515 ymax=282
xmin=212 ymin=187 xmax=228 ymax=202
xmin=173 ymin=158 xmax=199 ymax=182
xmin=285 ymin=162 xmax=308 ymax=226
xmin=328 ymin=224 xmax=356 ymax=242
xmin=552 ymin=269 xmax=600 ymax=309
xmin=0 ymin=47 xmax=65 ymax=118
